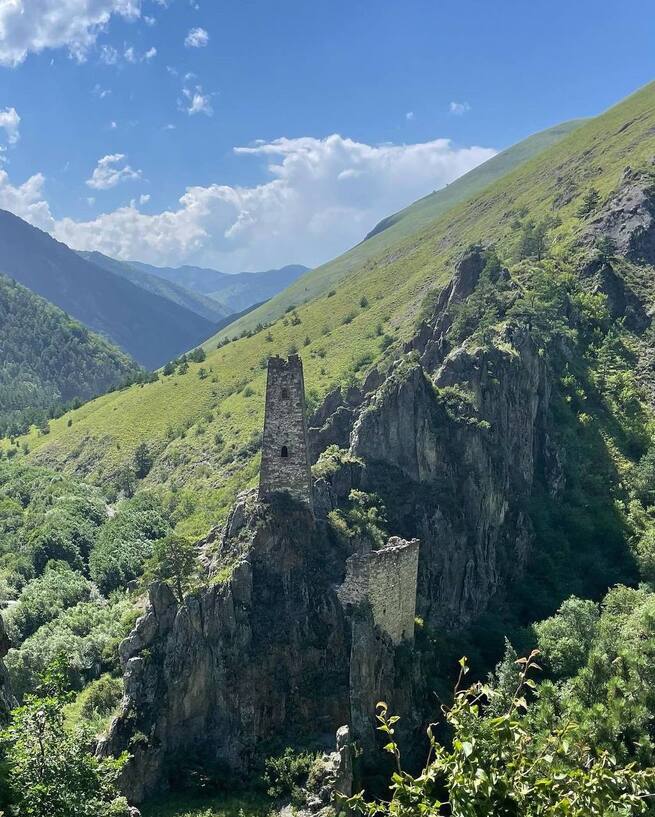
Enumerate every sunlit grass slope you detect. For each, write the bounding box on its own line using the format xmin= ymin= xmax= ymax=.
xmin=209 ymin=119 xmax=584 ymax=344
xmin=6 ymin=81 xmax=655 ymax=539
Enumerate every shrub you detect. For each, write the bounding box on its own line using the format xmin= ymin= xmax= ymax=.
xmin=263 ymin=747 xmax=316 ymax=801
xmin=4 ymin=561 xmax=92 ymax=644
xmin=89 ymin=497 xmax=170 ymax=595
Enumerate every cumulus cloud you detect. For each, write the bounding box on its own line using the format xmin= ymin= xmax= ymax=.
xmin=0 ymin=170 xmax=54 ymax=230
xmin=0 ymin=133 xmax=497 ymax=271
xmin=184 ymin=27 xmax=209 ymax=48
xmin=449 ymin=101 xmax=471 ymax=115
xmin=0 ymin=0 xmax=141 ymax=66
xmin=51 ymin=134 xmax=496 ymax=270
xmin=86 ymin=153 xmax=142 ymax=190
xmin=0 ymin=108 xmax=20 ymax=144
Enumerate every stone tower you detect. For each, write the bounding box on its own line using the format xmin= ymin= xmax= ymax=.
xmin=258 ymin=354 xmax=313 ymax=507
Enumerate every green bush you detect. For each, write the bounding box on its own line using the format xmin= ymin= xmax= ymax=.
xmin=89 ymin=496 xmax=170 ymax=594
xmin=263 ymin=747 xmax=316 ymax=801
xmin=4 ymin=561 xmax=92 ymax=644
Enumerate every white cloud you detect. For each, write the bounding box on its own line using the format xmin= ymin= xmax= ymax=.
xmin=0 ymin=169 xmax=54 ymax=230
xmin=184 ymin=27 xmax=209 ymax=48
xmin=86 ymin=153 xmax=142 ymax=190
xmin=0 ymin=0 xmax=141 ymax=66
xmin=0 ymin=108 xmax=20 ymax=144
xmin=139 ymin=193 xmax=150 ymax=205
xmin=0 ymin=133 xmax=497 ymax=271
xmin=405 ymin=111 xmax=414 ymax=121
xmin=53 ymin=134 xmax=496 ymax=270
xmin=144 ymin=46 xmax=157 ymax=60
xmin=449 ymin=101 xmax=471 ymax=115
xmin=181 ymin=85 xmax=213 ymax=116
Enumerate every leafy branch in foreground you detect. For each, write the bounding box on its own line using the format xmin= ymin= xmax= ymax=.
xmin=348 ymin=652 xmax=655 ymax=817
xmin=0 ymin=655 xmax=130 ymax=817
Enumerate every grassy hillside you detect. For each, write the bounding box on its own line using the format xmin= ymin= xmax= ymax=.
xmin=0 ymin=274 xmax=140 ymax=437
xmin=209 ymin=119 xmax=583 ymax=344
xmin=80 ymin=252 xmax=230 ymax=324
xmin=0 ymin=210 xmax=216 ymax=369
xmin=6 ymin=81 xmax=655 ymax=539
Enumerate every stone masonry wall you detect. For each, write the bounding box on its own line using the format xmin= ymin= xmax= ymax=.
xmin=338 ymin=537 xmax=420 ymax=645
xmin=259 ymin=355 xmax=313 ymax=505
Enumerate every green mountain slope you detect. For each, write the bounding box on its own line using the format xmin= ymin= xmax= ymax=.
xmin=0 ymin=274 xmax=140 ymax=437
xmin=130 ymin=261 xmax=309 ymax=314
xmin=0 ymin=210 xmax=216 ymax=369
xmin=79 ymin=252 xmax=230 ymax=324
xmin=211 ymin=118 xmax=584 ymax=344
xmin=6 ymin=81 xmax=655 ymax=541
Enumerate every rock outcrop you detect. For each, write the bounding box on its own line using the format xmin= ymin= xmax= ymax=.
xmin=106 ymin=248 xmax=565 ymax=801
xmin=584 ymin=168 xmax=655 ymax=263
xmin=102 ymin=496 xmax=351 ymax=802
xmin=350 ymin=322 xmax=552 ymax=627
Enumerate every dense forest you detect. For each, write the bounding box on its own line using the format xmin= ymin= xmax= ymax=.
xmin=0 ymin=275 xmax=142 ymax=438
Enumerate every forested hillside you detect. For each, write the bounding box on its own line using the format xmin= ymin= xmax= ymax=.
xmin=0 ymin=275 xmax=140 ymax=438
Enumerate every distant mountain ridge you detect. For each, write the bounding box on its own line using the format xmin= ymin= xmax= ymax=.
xmin=0 ymin=210 xmax=216 ymax=369
xmin=129 ymin=261 xmax=309 ymax=313
xmin=78 ymin=251 xmax=230 ymax=324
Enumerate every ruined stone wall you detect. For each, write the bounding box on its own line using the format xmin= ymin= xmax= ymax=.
xmin=259 ymin=355 xmax=313 ymax=505
xmin=338 ymin=537 xmax=420 ymax=645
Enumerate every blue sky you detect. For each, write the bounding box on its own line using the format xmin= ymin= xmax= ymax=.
xmin=0 ymin=0 xmax=653 ymax=271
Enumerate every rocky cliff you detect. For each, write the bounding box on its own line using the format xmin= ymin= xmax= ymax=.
xmin=101 ymin=493 xmax=352 ymax=801
xmin=105 ymin=248 xmax=598 ymax=802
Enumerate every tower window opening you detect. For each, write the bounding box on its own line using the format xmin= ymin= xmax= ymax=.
xmin=281 ymin=445 xmax=289 ymax=458
xmin=281 ymin=387 xmax=289 ymax=398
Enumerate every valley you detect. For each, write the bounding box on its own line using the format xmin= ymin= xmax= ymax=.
xmin=0 ymin=14 xmax=654 ymax=813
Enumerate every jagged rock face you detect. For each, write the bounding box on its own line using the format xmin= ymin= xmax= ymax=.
xmin=580 ymin=258 xmax=651 ymax=333
xmin=106 ymin=250 xmax=562 ymax=800
xmin=102 ymin=499 xmax=351 ymax=802
xmin=350 ymin=323 xmax=552 ymax=628
xmin=585 ymin=169 xmax=655 ymax=263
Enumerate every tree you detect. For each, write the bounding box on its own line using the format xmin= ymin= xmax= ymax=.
xmin=133 ymin=441 xmax=152 ymax=479
xmin=1 ymin=656 xmax=130 ymax=817
xmin=162 ymin=360 xmax=175 ymax=376
xmin=534 ymin=596 xmax=600 ymax=678
xmin=595 ymin=234 xmax=617 ymax=262
xmin=518 ymin=219 xmax=552 ymax=261
xmin=348 ymin=653 xmax=655 ymax=817
xmin=146 ymin=534 xmax=197 ymax=602
xmin=578 ymin=187 xmax=601 ymax=217
xmin=188 ymin=347 xmax=206 ymax=363
xmin=114 ymin=465 xmax=136 ymax=498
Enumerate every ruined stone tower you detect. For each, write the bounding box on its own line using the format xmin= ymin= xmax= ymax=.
xmin=258 ymin=354 xmax=313 ymax=506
